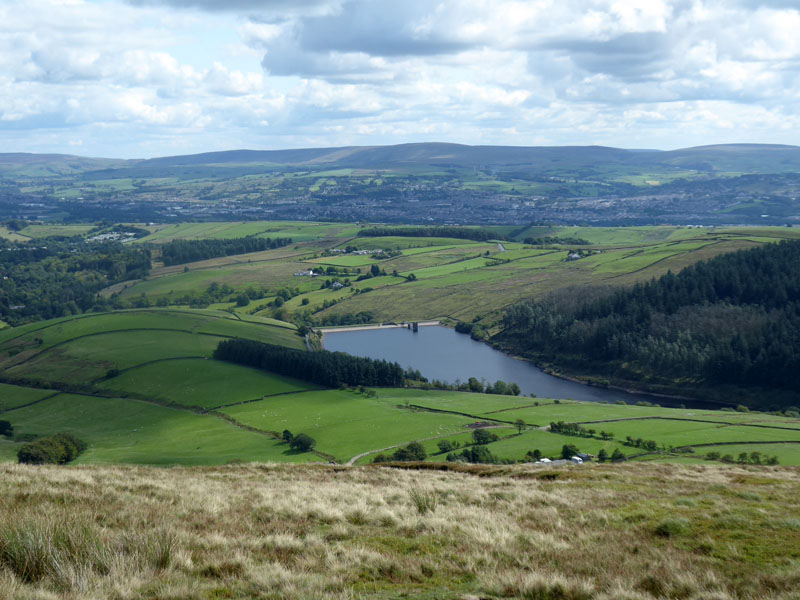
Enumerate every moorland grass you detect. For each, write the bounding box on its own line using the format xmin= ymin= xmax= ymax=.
xmin=1 ymin=462 xmax=799 ymax=599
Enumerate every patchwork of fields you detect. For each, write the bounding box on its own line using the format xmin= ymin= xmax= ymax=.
xmin=1 ymin=308 xmax=799 ymax=466
xmin=2 ymin=224 xmax=800 ymax=467
xmin=87 ymin=222 xmax=800 ymax=326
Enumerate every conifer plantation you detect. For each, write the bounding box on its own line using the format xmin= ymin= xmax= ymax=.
xmin=500 ymin=240 xmax=800 ymax=407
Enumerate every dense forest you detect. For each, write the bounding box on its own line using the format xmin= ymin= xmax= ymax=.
xmin=499 ymin=240 xmax=800 ymax=407
xmin=357 ymin=227 xmax=502 ymax=242
xmin=213 ymin=339 xmax=406 ymax=388
xmin=160 ymin=236 xmax=293 ymax=266
xmin=0 ymin=239 xmax=150 ymax=325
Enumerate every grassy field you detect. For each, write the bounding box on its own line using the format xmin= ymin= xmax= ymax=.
xmin=16 ymin=224 xmax=95 ymax=238
xmin=221 ymin=389 xmax=476 ymax=464
xmin=1 ymin=462 xmax=799 ymax=599
xmin=4 ymin=393 xmax=313 ymax=465
xmin=0 ymin=309 xmax=324 ymax=464
xmin=97 ymin=358 xmax=316 ymax=409
xmin=0 ymin=226 xmax=30 ymax=241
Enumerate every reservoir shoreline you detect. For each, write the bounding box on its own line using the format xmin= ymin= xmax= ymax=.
xmin=321 ymin=323 xmax=723 ymax=409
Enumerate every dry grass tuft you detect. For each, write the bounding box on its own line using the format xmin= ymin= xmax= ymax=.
xmin=1 ymin=462 xmax=799 ymax=599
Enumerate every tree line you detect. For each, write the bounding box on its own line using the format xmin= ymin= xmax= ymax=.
xmin=213 ymin=338 xmax=407 ymax=388
xmin=160 ymin=236 xmax=293 ymax=266
xmin=499 ymin=239 xmax=800 ymax=406
xmin=357 ymin=226 xmax=502 ymax=242
xmin=523 ymin=236 xmax=590 ymax=245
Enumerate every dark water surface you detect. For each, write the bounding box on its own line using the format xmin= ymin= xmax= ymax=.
xmin=323 ymin=325 xmax=720 ymax=409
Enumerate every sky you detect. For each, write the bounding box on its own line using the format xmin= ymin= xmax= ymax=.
xmin=1 ymin=0 xmax=799 ymax=158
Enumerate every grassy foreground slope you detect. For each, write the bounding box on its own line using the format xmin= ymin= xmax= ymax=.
xmin=1 ymin=462 xmax=799 ymax=600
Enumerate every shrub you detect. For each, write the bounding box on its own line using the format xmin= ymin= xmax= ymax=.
xmin=289 ymin=433 xmax=316 ymax=452
xmin=611 ymin=448 xmax=626 ymax=462
xmin=561 ymin=444 xmax=580 ymax=459
xmin=437 ymin=440 xmax=456 ymax=454
xmin=524 ymin=449 xmax=543 ymax=462
xmin=17 ymin=433 xmax=87 ymax=465
xmin=392 ymin=442 xmax=427 ymax=462
xmin=0 ymin=420 xmax=12 ymax=437
xmin=235 ymin=293 xmax=250 ymax=307
xmin=447 ymin=445 xmax=498 ymax=464
xmin=472 ymin=428 xmax=498 ymax=445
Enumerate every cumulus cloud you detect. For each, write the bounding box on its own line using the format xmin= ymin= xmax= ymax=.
xmin=0 ymin=0 xmax=799 ymax=157
xmin=126 ymin=0 xmax=342 ymax=16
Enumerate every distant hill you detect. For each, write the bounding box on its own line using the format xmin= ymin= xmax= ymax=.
xmin=0 ymin=153 xmax=125 ymax=177
xmin=132 ymin=143 xmax=800 ymax=173
xmin=2 ymin=142 xmax=799 ymax=226
xmin=3 ymin=142 xmax=800 ymax=175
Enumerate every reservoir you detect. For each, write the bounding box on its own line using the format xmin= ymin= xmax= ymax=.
xmin=323 ymin=325 xmax=721 ymax=409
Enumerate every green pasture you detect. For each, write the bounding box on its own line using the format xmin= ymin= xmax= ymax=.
xmin=494 ymin=248 xmax=554 ymax=261
xmin=136 ymin=221 xmax=354 ymax=244
xmin=344 ymin=237 xmax=476 ymax=250
xmin=4 ymin=330 xmax=222 ymax=384
xmin=148 ymin=242 xmax=322 ymax=274
xmin=691 ymin=443 xmax=800 ymax=464
xmin=0 ymin=439 xmax=18 ymax=462
xmin=0 ymin=382 xmax=55 ymax=411
xmin=1 ymin=393 xmax=312 ymax=465
xmin=399 ymin=256 xmax=498 ymax=279
xmin=585 ymin=240 xmax=717 ymax=275
xmin=0 ymin=308 xmax=303 ymax=350
xmin=596 ymin=419 xmax=800 ymax=447
xmin=91 ymin=178 xmax=136 ymax=191
xmin=0 ymin=309 xmax=304 ymax=378
xmin=0 ymin=226 xmax=30 ymax=241
xmin=98 ymin=358 xmax=315 ymax=409
xmin=0 ymin=308 xmax=225 ymax=346
xmin=397 ymin=244 xmax=465 ymax=255
xmin=512 ymin=225 xmax=702 ymax=246
xmin=378 ymin=388 xmax=554 ymax=417
xmin=283 ymin=276 xmax=405 ymax=313
xmin=716 ymin=227 xmax=800 ymax=240
xmin=307 ymin=254 xmax=380 ymax=267
xmin=17 ymin=224 xmax=94 ymax=238
xmin=475 ymin=428 xmax=626 ymax=462
xmin=221 ymin=389 xmax=476 ymax=463
xmin=118 ymin=260 xmax=312 ymax=299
